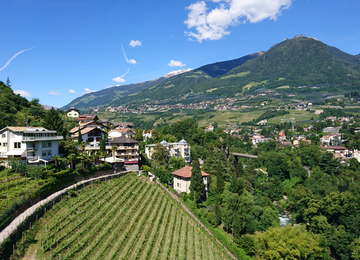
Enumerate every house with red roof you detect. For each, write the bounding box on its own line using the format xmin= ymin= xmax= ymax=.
xmin=171 ymin=165 xmax=210 ymax=194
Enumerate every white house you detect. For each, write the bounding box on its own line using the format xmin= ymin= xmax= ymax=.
xmin=172 ymin=166 xmax=209 ymax=194
xmin=66 ymin=107 xmax=80 ymax=118
xmin=145 ymin=139 xmax=191 ymax=163
xmin=0 ymin=126 xmax=63 ymax=164
xmin=108 ymin=128 xmax=135 ymax=141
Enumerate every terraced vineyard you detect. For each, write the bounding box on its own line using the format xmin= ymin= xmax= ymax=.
xmin=22 ymin=174 xmax=231 ymax=259
xmin=0 ymin=170 xmax=46 ymax=229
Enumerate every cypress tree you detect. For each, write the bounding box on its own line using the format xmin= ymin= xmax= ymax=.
xmin=189 ymin=158 xmax=204 ymax=205
xmin=77 ymin=126 xmax=82 ymax=144
xmin=235 ymin=161 xmax=243 ymax=178
xmin=100 ymin=134 xmax=106 ymax=152
xmin=216 ymin=163 xmax=225 ymax=195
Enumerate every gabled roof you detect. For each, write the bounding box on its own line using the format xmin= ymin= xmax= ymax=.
xmin=66 ymin=107 xmax=80 ymax=113
xmin=71 ymin=127 xmax=105 ymax=138
xmin=171 ymin=166 xmax=209 ymax=178
xmin=110 ymin=128 xmax=135 ymax=135
xmin=110 ymin=136 xmax=139 ymax=144
xmin=0 ymin=126 xmax=48 ymax=134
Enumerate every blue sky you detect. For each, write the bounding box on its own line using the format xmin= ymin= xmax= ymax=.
xmin=1 ymin=0 xmax=359 ymax=108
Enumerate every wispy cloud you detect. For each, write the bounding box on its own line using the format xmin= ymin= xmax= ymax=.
xmin=168 ymin=60 xmax=186 ymax=67
xmin=0 ymin=47 xmax=35 ymax=72
xmin=184 ymin=0 xmax=292 ymax=42
xmin=14 ymin=90 xmax=31 ymax=97
xmin=83 ymin=88 xmax=97 ymax=94
xmin=112 ymin=68 xmax=130 ymax=83
xmin=129 ymin=40 xmax=142 ymax=47
xmin=69 ymin=89 xmax=77 ymax=94
xmin=121 ymin=45 xmax=136 ymax=64
xmin=49 ymin=91 xmax=63 ymax=95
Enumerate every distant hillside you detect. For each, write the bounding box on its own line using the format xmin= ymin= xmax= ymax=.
xmin=193 ymin=36 xmax=360 ymax=97
xmin=62 ymin=52 xmax=262 ymax=109
xmin=62 ymin=36 xmax=360 ymax=109
xmin=356 ymin=54 xmax=360 ymax=59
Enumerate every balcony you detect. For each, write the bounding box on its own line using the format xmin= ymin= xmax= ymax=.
xmin=23 ymin=136 xmax=63 ymax=141
xmin=27 ymin=147 xmax=38 ymax=152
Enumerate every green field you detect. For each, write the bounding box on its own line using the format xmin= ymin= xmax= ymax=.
xmin=20 ymin=175 xmax=231 ymax=259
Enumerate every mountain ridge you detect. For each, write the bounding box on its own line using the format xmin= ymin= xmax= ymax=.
xmin=62 ymin=36 xmax=360 ymax=110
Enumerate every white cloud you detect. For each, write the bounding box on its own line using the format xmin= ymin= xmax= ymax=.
xmin=14 ymin=90 xmax=31 ymax=97
xmin=83 ymin=88 xmax=97 ymax=94
xmin=112 ymin=76 xmax=126 ymax=83
xmin=121 ymin=45 xmax=137 ymax=64
xmin=112 ymin=68 xmax=130 ymax=83
xmin=128 ymin=59 xmax=137 ymax=64
xmin=129 ymin=40 xmax=142 ymax=47
xmin=49 ymin=91 xmax=63 ymax=95
xmin=69 ymin=89 xmax=77 ymax=94
xmin=164 ymin=68 xmax=193 ymax=78
xmin=184 ymin=0 xmax=292 ymax=42
xmin=168 ymin=60 xmax=186 ymax=67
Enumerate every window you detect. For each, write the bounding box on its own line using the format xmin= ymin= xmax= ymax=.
xmin=14 ymin=142 xmax=21 ymax=149
xmin=42 ymin=151 xmax=51 ymax=157
xmin=1 ymin=134 xmax=5 ymax=138
xmin=3 ymin=143 xmax=7 ymax=146
xmin=42 ymin=142 xmax=52 ymax=148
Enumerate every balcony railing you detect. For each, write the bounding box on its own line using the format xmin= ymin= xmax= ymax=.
xmin=23 ymin=136 xmax=63 ymax=141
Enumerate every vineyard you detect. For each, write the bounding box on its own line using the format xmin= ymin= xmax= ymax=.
xmin=0 ymin=170 xmax=47 ymax=230
xmin=17 ymin=174 xmax=231 ymax=259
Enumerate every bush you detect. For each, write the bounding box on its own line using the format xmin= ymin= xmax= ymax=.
xmin=27 ymin=166 xmax=44 ymax=179
xmin=97 ymin=162 xmax=113 ymax=171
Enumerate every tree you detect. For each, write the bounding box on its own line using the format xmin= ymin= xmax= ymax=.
xmin=77 ymin=153 xmax=88 ymax=173
xmin=253 ymin=225 xmax=325 ymax=259
xmin=42 ymin=107 xmax=65 ymax=136
xmin=52 ymin=155 xmax=61 ymax=168
xmin=5 ymin=77 xmax=11 ymax=88
xmin=169 ymin=156 xmax=186 ymax=170
xmin=216 ymin=163 xmax=225 ymax=194
xmin=189 ymin=158 xmax=204 ymax=205
xmin=67 ymin=153 xmax=76 ymax=169
xmin=77 ymin=126 xmax=83 ymax=144
xmin=111 ymin=146 xmax=117 ymax=161
xmin=235 ymin=161 xmax=243 ymax=177
xmin=100 ymin=134 xmax=106 ymax=152
xmin=152 ymin=144 xmax=168 ymax=165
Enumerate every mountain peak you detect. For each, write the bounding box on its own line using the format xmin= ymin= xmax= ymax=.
xmin=164 ymin=68 xmax=193 ymax=79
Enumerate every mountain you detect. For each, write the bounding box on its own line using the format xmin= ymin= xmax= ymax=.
xmin=63 ymin=36 xmax=360 ymax=110
xmin=356 ymin=54 xmax=360 ymax=59
xmin=61 ymin=52 xmax=262 ymax=110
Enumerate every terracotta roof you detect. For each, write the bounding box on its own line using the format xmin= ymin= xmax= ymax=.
xmin=171 ymin=166 xmax=209 ymax=178
xmin=71 ymin=127 xmax=105 ymax=138
xmin=112 ymin=128 xmax=135 ymax=134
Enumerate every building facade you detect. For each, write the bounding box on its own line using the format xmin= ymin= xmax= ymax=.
xmin=0 ymin=126 xmax=63 ymax=164
xmin=66 ymin=107 xmax=80 ymax=118
xmin=172 ymin=166 xmax=209 ymax=194
xmin=145 ymin=139 xmax=191 ymax=163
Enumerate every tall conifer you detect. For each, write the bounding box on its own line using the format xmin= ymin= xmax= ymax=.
xmin=216 ymin=163 xmax=224 ymax=194
xmin=190 ymin=158 xmax=204 ymax=205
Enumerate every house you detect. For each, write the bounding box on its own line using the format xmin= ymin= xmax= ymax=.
xmin=70 ymin=126 xmax=107 ymax=150
xmin=320 ymin=134 xmax=342 ymax=146
xmin=143 ymin=130 xmax=152 ymax=141
xmin=323 ymin=127 xmax=341 ymax=134
xmin=257 ymin=119 xmax=267 ymax=125
xmin=205 ymin=124 xmax=214 ymax=133
xmin=108 ymin=128 xmax=135 ymax=141
xmin=172 ymin=166 xmax=210 ymax=194
xmin=78 ymin=115 xmax=99 ymax=124
xmin=109 ymin=136 xmax=140 ymax=171
xmin=145 ymin=139 xmax=191 ymax=163
xmin=354 ymin=151 xmax=360 ymax=162
xmin=278 ymin=131 xmax=286 ymax=141
xmin=66 ymin=107 xmax=80 ymax=118
xmin=0 ymin=126 xmax=63 ymax=165
xmin=113 ymin=122 xmax=133 ymax=129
